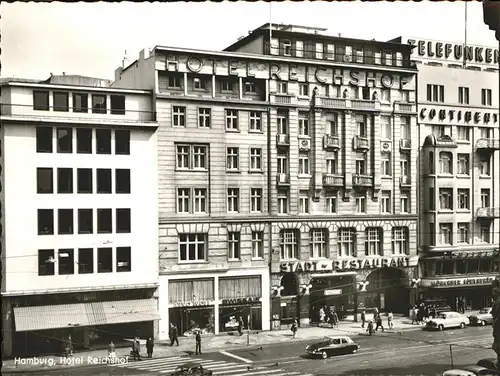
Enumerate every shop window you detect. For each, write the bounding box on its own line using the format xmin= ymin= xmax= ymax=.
xmin=456 ymin=259 xmax=467 ymax=274
xmin=467 ymin=259 xmax=479 ymax=274
xmin=116 ymin=169 xmax=131 ymax=193
xmin=73 ymin=93 xmax=89 ymax=113
xmin=38 ymin=209 xmax=54 ymax=235
xmin=78 ymin=209 xmax=93 ymax=234
xmin=110 ymin=95 xmax=126 ymax=115
xmin=36 ymin=126 xmax=53 ymax=153
xmin=115 ymin=129 xmax=130 ymax=155
xmin=58 ymin=209 xmax=74 ymax=235
xmin=76 ymin=128 xmax=92 ymax=153
xmin=96 ymin=129 xmax=111 ymax=154
xmin=78 ymin=248 xmax=94 ymax=274
xmin=97 ymin=209 xmax=112 ymax=233
xmin=116 ymin=208 xmax=131 ymax=233
xmin=53 ymin=92 xmax=69 ymax=112
xmin=179 ymin=233 xmax=207 ymax=262
xmin=58 ymin=249 xmax=75 ymax=275
xmin=37 ymin=168 xmax=53 ymax=194
xmin=38 ymin=249 xmax=55 ymax=276
xmin=77 ymin=168 xmax=93 ymax=193
xmin=97 ymin=169 xmax=112 ymax=193
xmin=479 ymin=259 xmax=492 ymax=273
xmin=97 ymin=247 xmax=113 ymax=273
xmin=57 ymin=168 xmax=73 ymax=193
xmin=421 ymin=260 xmax=432 ymax=277
xmin=33 ymin=90 xmax=49 ymax=111
xmin=92 ymin=94 xmax=107 ymax=114
xmin=442 ymin=260 xmax=454 ymax=275
xmin=116 ymin=247 xmax=131 ymax=272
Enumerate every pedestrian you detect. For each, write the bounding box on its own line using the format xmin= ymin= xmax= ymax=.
xmin=291 ymin=318 xmax=298 ymax=338
xmin=237 ymin=317 xmax=244 ymax=336
xmin=65 ymin=334 xmax=73 ymax=357
xmin=375 ymin=313 xmax=384 ymax=332
xmin=170 ymin=323 xmax=179 ymax=346
xmin=319 ymin=307 xmax=325 ymax=324
xmin=361 ymin=309 xmax=366 ymax=328
xmin=366 ymin=320 xmax=375 ymax=336
xmin=131 ymin=337 xmax=141 ymax=361
xmin=108 ymin=341 xmax=116 ymax=358
xmin=195 ymin=330 xmax=202 ymax=355
xmin=387 ymin=311 xmax=394 ymax=329
xmin=339 ymin=305 xmax=345 ymax=321
xmin=331 ymin=310 xmax=339 ymax=328
xmin=146 ymin=337 xmax=154 ymax=358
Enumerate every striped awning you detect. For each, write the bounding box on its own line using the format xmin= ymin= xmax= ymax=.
xmin=14 ymin=298 xmax=159 ymax=332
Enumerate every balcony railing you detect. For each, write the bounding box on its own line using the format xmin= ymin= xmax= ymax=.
xmin=322 ymin=174 xmax=344 ymax=187
xmin=270 ymin=93 xmax=296 ymax=105
xmin=0 ymin=103 xmax=157 ymax=123
xmin=476 ymin=138 xmax=500 ymax=151
xmin=396 ymin=103 xmax=414 ymax=112
xmin=276 ymin=173 xmax=290 ymax=186
xmin=317 ymin=97 xmax=347 ymax=109
xmin=323 ymin=135 xmax=340 ymax=150
xmin=353 ymin=136 xmax=370 ymax=151
xmin=399 ymin=138 xmax=411 ymax=151
xmin=276 ymin=134 xmax=290 ymax=147
xmin=352 ymin=174 xmax=373 ymax=186
xmin=399 ymin=175 xmax=411 ymax=188
xmin=351 ymin=99 xmax=376 ymax=110
xmin=476 ymin=207 xmax=500 ymax=219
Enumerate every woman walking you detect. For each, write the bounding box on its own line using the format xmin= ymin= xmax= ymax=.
xmin=291 ymin=318 xmax=298 ymax=338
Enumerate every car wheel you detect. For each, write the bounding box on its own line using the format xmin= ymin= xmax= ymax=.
xmin=481 ymin=320 xmax=486 ymax=326
xmin=438 ymin=324 xmax=444 ymax=331
xmin=460 ymin=322 xmax=465 ymax=329
xmin=321 ymin=351 xmax=328 ymax=359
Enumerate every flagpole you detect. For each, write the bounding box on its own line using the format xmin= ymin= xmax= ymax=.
xmin=463 ymin=1 xmax=468 ymax=68
xmin=269 ymin=2 xmax=272 ymax=49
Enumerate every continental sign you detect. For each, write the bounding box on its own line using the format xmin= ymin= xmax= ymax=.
xmin=158 ymin=54 xmax=416 ymax=90
xmin=420 ymin=107 xmax=499 ymax=125
xmin=279 ymin=256 xmax=410 ymax=273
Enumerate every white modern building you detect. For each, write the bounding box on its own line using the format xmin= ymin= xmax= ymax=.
xmin=0 ymin=75 xmax=159 ymax=357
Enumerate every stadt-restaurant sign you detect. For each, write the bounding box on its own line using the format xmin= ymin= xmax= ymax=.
xmin=280 ymin=256 xmax=410 ymax=273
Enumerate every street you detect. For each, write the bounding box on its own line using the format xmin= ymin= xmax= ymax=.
xmin=4 ymin=326 xmax=495 ymax=376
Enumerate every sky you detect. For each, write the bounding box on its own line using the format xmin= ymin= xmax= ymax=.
xmin=1 ymin=1 xmax=498 ymax=81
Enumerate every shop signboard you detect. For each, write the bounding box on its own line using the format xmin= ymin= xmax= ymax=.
xmin=419 ymin=106 xmax=498 ymax=126
xmin=279 ymin=256 xmax=410 ymax=273
xmin=221 ymin=297 xmax=261 ymax=305
xmin=324 ymin=289 xmax=342 ymax=296
xmin=420 ymin=276 xmax=497 ymax=288
xmin=170 ymin=300 xmax=215 ymax=307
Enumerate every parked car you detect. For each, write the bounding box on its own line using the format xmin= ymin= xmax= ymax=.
xmin=468 ymin=307 xmax=494 ymax=326
xmin=305 ymin=336 xmax=360 ymax=359
xmin=477 ymin=358 xmax=497 ymax=371
xmin=424 ymin=311 xmax=468 ymax=331
xmin=169 ymin=362 xmax=213 ymax=376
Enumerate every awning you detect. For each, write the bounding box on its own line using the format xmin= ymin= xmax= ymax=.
xmin=14 ymin=298 xmax=160 ymax=332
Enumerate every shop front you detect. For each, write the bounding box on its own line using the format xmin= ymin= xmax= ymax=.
xmin=218 ymin=276 xmax=262 ymax=332
xmin=168 ymin=279 xmax=215 ymax=336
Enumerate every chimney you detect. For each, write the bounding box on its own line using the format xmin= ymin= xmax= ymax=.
xmin=115 ymin=66 xmax=123 ymax=82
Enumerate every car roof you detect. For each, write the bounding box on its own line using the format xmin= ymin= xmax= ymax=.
xmin=179 ymin=362 xmax=202 ymax=368
xmin=325 ymin=335 xmax=350 ymax=340
xmin=442 ymin=370 xmax=476 ymax=376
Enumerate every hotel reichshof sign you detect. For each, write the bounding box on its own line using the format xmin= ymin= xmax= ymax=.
xmin=158 ymin=53 xmax=416 ymax=90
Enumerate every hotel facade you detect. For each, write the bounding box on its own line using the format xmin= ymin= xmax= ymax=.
xmin=0 ymin=75 xmax=159 ymax=357
xmin=113 ymin=23 xmax=420 ymax=334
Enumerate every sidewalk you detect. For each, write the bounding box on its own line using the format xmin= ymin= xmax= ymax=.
xmin=1 ymin=313 xmax=459 ymax=373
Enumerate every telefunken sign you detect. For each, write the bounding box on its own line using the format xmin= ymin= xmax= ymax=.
xmin=407 ymin=39 xmax=499 ymax=65
xmin=161 ymin=54 xmax=415 ymax=89
xmin=420 ymin=107 xmax=499 ymax=125
xmin=280 ymin=256 xmax=410 ymax=273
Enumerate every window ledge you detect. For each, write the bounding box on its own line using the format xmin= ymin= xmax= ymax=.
xmin=479 ymin=175 xmax=491 ymax=179
xmin=175 ymin=168 xmax=208 ymax=173
xmin=248 ymin=130 xmax=264 ymax=134
xmin=437 ymin=174 xmax=454 ymax=178
xmin=456 ymin=140 xmax=470 ymax=144
xmin=178 ymin=261 xmax=209 ymax=264
xmin=226 ymin=170 xmax=241 ymax=174
xmin=437 ymin=210 xmax=454 ymax=214
xmin=193 ymin=89 xmax=209 ymax=93
xmin=251 ymin=257 xmax=264 ymax=261
xmin=225 ymin=129 xmax=241 ymax=133
xmin=298 ymin=174 xmax=312 ymax=179
xmin=221 ymin=90 xmax=235 ymax=94
xmin=456 ymin=209 xmax=471 ymax=213
xmin=381 ymin=175 xmax=392 ymax=179
xmin=248 ymin=170 xmax=264 ymax=174
xmin=228 ymin=259 xmax=242 ymax=262
xmin=456 ymin=175 xmax=470 ymax=179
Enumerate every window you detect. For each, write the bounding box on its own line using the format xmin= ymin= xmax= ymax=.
xmin=283 ymin=40 xmax=292 ymax=56
xmin=278 ymin=191 xmax=288 ymax=214
xmin=116 ymin=208 xmax=131 ymax=233
xmin=295 ymin=41 xmax=304 ymax=57
xmin=38 ymin=250 xmax=55 ymax=276
xmin=457 ymin=154 xmax=470 ymax=175
xmin=37 ymin=168 xmax=53 ymax=193
xmin=280 ymin=229 xmax=298 ymax=259
xmin=176 ymin=145 xmax=190 ymax=169
xmin=439 ymin=188 xmax=453 ymax=210
xmin=480 ymin=224 xmax=491 ymax=243
xmin=248 ymin=111 xmax=262 ymax=132
xmin=168 ymin=74 xmax=182 ymax=89
xmin=77 ymin=168 xmax=93 ymax=193
xmin=392 ymin=227 xmax=408 ymax=254
xmin=326 ymin=193 xmax=337 ymax=213
xmin=226 ymin=109 xmax=239 ymax=130
xmin=381 ymin=89 xmax=391 ymax=102
xmin=56 ymin=128 xmax=73 ymax=153
xmin=33 ymin=90 xmax=49 ymax=111
xmin=198 ymin=108 xmax=211 ymax=128
xmin=298 ymin=112 xmax=309 ymax=135
xmin=270 ymin=38 xmax=279 ymax=55
xmin=356 ymin=115 xmax=367 ymax=137
xmin=481 ymin=189 xmax=490 ymax=207
xmin=97 ymin=209 xmax=112 ymax=233
xmin=457 ymin=189 xmax=470 ymax=210
xmin=458 ymin=87 xmax=469 ymax=104
xmin=400 ymin=117 xmax=410 ymax=139
xmin=57 ymin=168 xmax=73 ymax=194
xmin=481 ymin=89 xmax=492 ymax=106
xmin=97 ymin=248 xmax=113 ymax=273
xmin=109 ymin=95 xmax=125 ymax=115
xmin=116 ymin=169 xmax=131 ymax=193
xmin=97 ymin=169 xmax=112 ymax=193
xmin=36 ymin=126 xmax=53 ymax=153
xmin=193 ymin=146 xmax=208 ymax=170
xmin=439 ymin=223 xmax=453 ymax=245
xmin=53 ymin=92 xmax=69 ymax=112
xmin=480 ymin=127 xmax=492 ymax=139
xmin=311 ymin=229 xmax=328 ymax=258
xmin=327 ymin=156 xmax=338 ymax=174
xmin=78 ymin=248 xmax=93 ymax=274
xmin=193 ymin=77 xmax=207 ymax=90
xmin=457 ymin=126 xmax=470 ymax=141
xmin=179 ymin=233 xmax=207 ymax=261
xmin=116 ymin=247 xmax=131 ymax=272
xmin=58 ymin=209 xmax=74 ymax=235
xmin=298 ymin=154 xmax=310 ymax=175
xmin=193 ymin=188 xmax=207 ymax=213
xmin=299 ymin=190 xmax=310 ymax=214
xmin=400 ymin=90 xmax=410 ymax=102
xmin=73 ymin=93 xmax=88 ymax=113
xmin=315 ymin=43 xmax=324 ymax=59
xmin=277 ymin=81 xmax=288 ymax=94
xmin=338 ymin=228 xmax=356 ymax=257
xmin=177 ymin=188 xmax=190 ymax=213
xmin=245 ymin=80 xmax=257 ymax=93
xmin=277 ymin=154 xmax=288 ymax=174
xmin=380 ymin=191 xmax=391 ymax=213
xmin=76 ymin=128 xmax=92 ymax=153
xmin=426 ymin=84 xmax=444 ymax=102
xmin=299 ymin=84 xmax=309 ymax=96
xmin=457 ymin=223 xmax=469 ymax=244
xmin=58 ymin=249 xmax=75 ymax=275
xmin=226 ymin=147 xmax=239 ymax=170
xmin=92 ymin=94 xmax=107 ymax=114
xmin=439 ymin=152 xmax=452 ymax=174
xmin=480 ymin=157 xmax=491 ymax=176
xmin=78 ymin=209 xmax=93 ymax=234
xmin=326 ymin=43 xmax=335 ymax=59
xmin=381 ymin=156 xmax=391 ymax=176
xmin=96 ymin=129 xmax=111 ymax=154
xmin=380 ymin=116 xmax=391 ymax=139
xmin=400 ymin=194 xmax=409 ymax=213
xmin=250 ymin=148 xmax=262 ymax=171
xmin=277 ymin=110 xmax=288 ymax=134
xmin=221 ymin=79 xmax=233 ymax=92
xmin=227 ymin=188 xmax=239 ymax=212
xmin=115 ymin=130 xmax=130 ymax=155
xmin=173 ymin=106 xmax=186 ymax=127
xmin=365 ymin=228 xmax=382 ymax=256
xmin=362 ymin=87 xmax=370 ymax=100
xmin=252 ymin=231 xmax=264 ymax=259
xmin=251 ymin=188 xmax=262 ymax=212
xmin=328 ymin=114 xmax=339 ymax=135
xmin=228 ymin=232 xmax=241 ymax=260
xmin=354 ymin=195 xmax=365 ymax=213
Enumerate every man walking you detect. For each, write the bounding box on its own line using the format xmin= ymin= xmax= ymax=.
xmin=146 ymin=337 xmax=154 ymax=358
xmin=375 ymin=313 xmax=385 ymax=332
xmin=361 ymin=309 xmax=366 ymax=328
xmin=170 ymin=323 xmax=179 ymax=346
xmin=195 ymin=330 xmax=202 ymax=355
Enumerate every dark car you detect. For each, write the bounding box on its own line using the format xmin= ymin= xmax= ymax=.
xmin=170 ymin=362 xmax=213 ymax=376
xmin=477 ymin=358 xmax=497 ymax=371
xmin=305 ymin=336 xmax=359 ymax=359
xmin=468 ymin=308 xmax=494 ymax=326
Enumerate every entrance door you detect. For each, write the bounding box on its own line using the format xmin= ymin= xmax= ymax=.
xmin=366 ymin=268 xmax=409 ymax=314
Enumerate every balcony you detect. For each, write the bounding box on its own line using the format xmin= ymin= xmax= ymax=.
xmin=276 ymin=173 xmax=290 ymax=186
xmin=351 ymin=99 xmax=376 ymax=110
xmin=396 ymin=103 xmax=415 ymax=113
xmin=399 ymin=175 xmax=411 ymax=188
xmin=476 ymin=138 xmax=500 ymax=152
xmin=323 ymin=135 xmax=340 ymax=150
xmin=476 ymin=207 xmax=500 ymax=219
xmin=315 ymin=97 xmax=347 ymax=109
xmin=270 ymin=93 xmax=297 ymax=106
xmin=399 ymin=139 xmax=411 ymax=151
xmin=352 ymin=174 xmax=373 ymax=187
xmin=353 ymin=136 xmax=370 ymax=151
xmin=276 ymin=134 xmax=290 ymax=148
xmin=323 ymin=174 xmax=344 ymax=187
